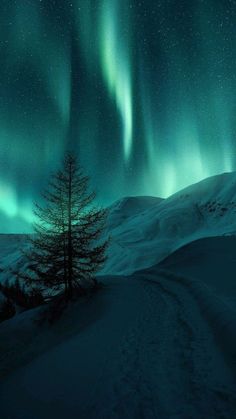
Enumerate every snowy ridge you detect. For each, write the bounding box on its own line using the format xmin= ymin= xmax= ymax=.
xmin=107 ymin=196 xmax=163 ymax=229
xmin=1 ymin=173 xmax=236 ymax=279
xmin=103 ymin=172 xmax=236 ymax=274
xmin=0 ymin=234 xmax=29 ymax=282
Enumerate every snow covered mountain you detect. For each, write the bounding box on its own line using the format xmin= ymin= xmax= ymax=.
xmin=0 ymin=234 xmax=30 ymax=285
xmin=1 ymin=173 xmax=236 ymax=418
xmin=102 ymin=172 xmax=236 ymax=274
xmin=1 ymin=172 xmax=236 ymax=281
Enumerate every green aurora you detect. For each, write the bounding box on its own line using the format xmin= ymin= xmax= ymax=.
xmin=0 ymin=0 xmax=236 ymax=232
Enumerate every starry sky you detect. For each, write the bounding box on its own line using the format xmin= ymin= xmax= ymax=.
xmin=1 ymin=0 xmax=236 ymax=232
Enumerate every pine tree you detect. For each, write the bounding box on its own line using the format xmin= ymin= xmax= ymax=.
xmin=22 ymin=153 xmax=108 ymax=299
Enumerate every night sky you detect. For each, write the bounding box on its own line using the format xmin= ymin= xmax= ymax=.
xmin=1 ymin=0 xmax=236 ymax=232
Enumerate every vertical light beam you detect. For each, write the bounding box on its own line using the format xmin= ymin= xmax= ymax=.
xmin=99 ymin=0 xmax=133 ymax=161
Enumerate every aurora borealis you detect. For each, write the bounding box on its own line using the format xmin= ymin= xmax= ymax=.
xmin=1 ymin=0 xmax=236 ymax=232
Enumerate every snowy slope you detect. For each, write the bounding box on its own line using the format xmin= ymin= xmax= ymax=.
xmin=0 ymin=236 xmax=236 ymax=418
xmin=1 ymin=175 xmax=236 ymax=418
xmin=1 ymin=172 xmax=236 ymax=281
xmin=102 ymin=172 xmax=236 ymax=274
xmin=107 ymin=196 xmax=163 ymax=229
xmin=159 ymin=235 xmax=236 ymax=308
xmin=0 ymin=234 xmax=29 ymax=282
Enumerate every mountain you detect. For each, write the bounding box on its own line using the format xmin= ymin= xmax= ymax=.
xmin=1 ymin=174 xmax=236 ymax=418
xmin=1 ymin=172 xmax=236 ymax=281
xmin=0 ymin=234 xmax=29 ymax=284
xmin=102 ymin=172 xmax=236 ymax=274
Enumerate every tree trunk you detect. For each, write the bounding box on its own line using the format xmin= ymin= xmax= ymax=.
xmin=68 ymin=160 xmax=73 ymax=298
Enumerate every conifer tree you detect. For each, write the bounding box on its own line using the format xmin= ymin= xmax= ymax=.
xmin=22 ymin=153 xmax=108 ymax=299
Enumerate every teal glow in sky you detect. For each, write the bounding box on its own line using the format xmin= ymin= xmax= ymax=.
xmin=100 ymin=0 xmax=133 ymax=160
xmin=0 ymin=0 xmax=236 ymax=232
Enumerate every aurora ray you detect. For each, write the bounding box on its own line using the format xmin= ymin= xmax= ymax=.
xmin=99 ymin=0 xmax=133 ymax=161
xmin=0 ymin=0 xmax=236 ymax=232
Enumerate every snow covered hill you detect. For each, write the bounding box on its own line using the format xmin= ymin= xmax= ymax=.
xmin=0 ymin=234 xmax=29 ymax=274
xmin=102 ymin=172 xmax=236 ymax=274
xmin=1 ymin=174 xmax=236 ymax=418
xmin=159 ymin=235 xmax=236 ymax=308
xmin=1 ymin=172 xmax=236 ymax=281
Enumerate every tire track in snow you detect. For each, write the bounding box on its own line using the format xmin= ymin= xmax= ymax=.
xmin=87 ymin=279 xmax=165 ymax=419
xmin=141 ymin=272 xmax=236 ymax=418
xmin=84 ymin=273 xmax=236 ymax=418
xmin=141 ymin=278 xmax=198 ymax=418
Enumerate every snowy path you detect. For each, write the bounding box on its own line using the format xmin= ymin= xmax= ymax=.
xmin=0 ymin=272 xmax=236 ymax=418
xmin=138 ymin=273 xmax=236 ymax=418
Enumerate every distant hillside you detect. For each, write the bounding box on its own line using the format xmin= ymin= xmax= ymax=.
xmin=102 ymin=172 xmax=236 ymax=274
xmin=1 ymin=172 xmax=236 ymax=279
